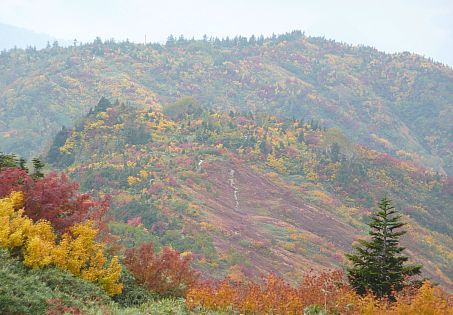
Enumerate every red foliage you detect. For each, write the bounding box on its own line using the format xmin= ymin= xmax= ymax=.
xmin=125 ymin=242 xmax=198 ymax=297
xmin=186 ymin=270 xmax=349 ymax=313
xmin=46 ymin=299 xmax=81 ymax=315
xmin=304 ymin=133 xmax=319 ymax=145
xmin=165 ymin=175 xmax=178 ymax=187
xmin=127 ymin=216 xmax=142 ymax=226
xmin=150 ymin=221 xmax=168 ymax=235
xmin=147 ymin=182 xmax=164 ymax=195
xmin=0 ymin=167 xmax=29 ymax=197
xmin=0 ymin=167 xmax=109 ymax=232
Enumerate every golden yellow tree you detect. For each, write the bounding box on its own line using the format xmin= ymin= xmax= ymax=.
xmin=0 ymin=191 xmax=123 ymax=296
xmin=0 ymin=191 xmax=32 ymax=248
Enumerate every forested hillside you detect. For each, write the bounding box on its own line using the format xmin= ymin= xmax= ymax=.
xmin=1 ymin=31 xmax=452 ymax=175
xmin=1 ymin=31 xmax=453 ymax=313
xmin=45 ymin=98 xmax=453 ymax=289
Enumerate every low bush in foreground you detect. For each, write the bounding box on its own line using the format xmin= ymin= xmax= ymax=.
xmin=0 ymin=249 xmax=110 ymax=314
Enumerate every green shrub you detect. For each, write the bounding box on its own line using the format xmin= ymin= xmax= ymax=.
xmin=113 ymin=269 xmax=157 ymax=307
xmin=0 ymin=249 xmax=111 ymax=314
xmin=303 ymin=304 xmax=327 ymax=315
xmin=0 ymin=253 xmax=51 ymax=314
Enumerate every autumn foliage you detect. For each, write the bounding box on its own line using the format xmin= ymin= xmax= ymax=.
xmin=0 ymin=191 xmax=122 ymax=295
xmin=186 ymin=271 xmax=453 ymax=314
xmin=0 ymin=167 xmax=109 ymax=232
xmin=125 ymin=242 xmax=198 ymax=297
xmin=45 ymin=299 xmax=81 ymax=315
xmin=186 ymin=270 xmax=349 ymax=314
xmin=336 ymin=281 xmax=453 ymax=315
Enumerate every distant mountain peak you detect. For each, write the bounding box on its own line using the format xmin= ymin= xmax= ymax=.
xmin=0 ymin=22 xmax=68 ymax=50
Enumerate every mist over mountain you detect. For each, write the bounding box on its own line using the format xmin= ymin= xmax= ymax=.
xmin=0 ymin=23 xmax=69 ymax=50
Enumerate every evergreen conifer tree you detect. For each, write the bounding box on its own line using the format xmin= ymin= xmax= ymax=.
xmin=19 ymin=158 xmax=28 ymax=172
xmin=297 ymin=131 xmax=305 ymax=143
xmin=330 ymin=143 xmax=341 ymax=162
xmin=31 ymin=158 xmax=45 ymax=179
xmin=346 ymin=197 xmax=422 ymax=299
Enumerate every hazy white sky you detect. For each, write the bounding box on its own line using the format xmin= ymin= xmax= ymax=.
xmin=1 ymin=0 xmax=452 ymax=66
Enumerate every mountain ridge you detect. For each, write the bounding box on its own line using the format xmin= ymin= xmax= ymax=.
xmin=0 ymin=31 xmax=452 ymax=175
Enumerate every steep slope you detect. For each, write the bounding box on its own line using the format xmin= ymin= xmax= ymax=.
xmin=1 ymin=31 xmax=452 ymax=174
xmin=46 ymin=99 xmax=453 ymax=289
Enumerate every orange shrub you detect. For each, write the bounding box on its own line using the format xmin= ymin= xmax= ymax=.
xmin=187 ymin=270 xmax=349 ymax=314
xmin=186 ymin=271 xmax=453 ymax=315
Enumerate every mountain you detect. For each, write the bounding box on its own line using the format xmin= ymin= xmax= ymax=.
xmin=0 ymin=23 xmax=65 ymax=51
xmin=0 ymin=31 xmax=452 ymax=176
xmin=45 ymin=98 xmax=453 ymax=289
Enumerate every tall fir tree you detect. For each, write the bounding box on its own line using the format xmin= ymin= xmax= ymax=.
xmin=19 ymin=158 xmax=28 ymax=172
xmin=346 ymin=197 xmax=422 ymax=299
xmin=31 ymin=157 xmax=45 ymax=179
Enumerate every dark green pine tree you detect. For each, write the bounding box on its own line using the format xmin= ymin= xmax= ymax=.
xmin=19 ymin=158 xmax=28 ymax=172
xmin=330 ymin=142 xmax=341 ymax=162
xmin=346 ymin=197 xmax=422 ymax=299
xmin=259 ymin=137 xmax=269 ymax=155
xmin=297 ymin=130 xmax=305 ymax=143
xmin=31 ymin=158 xmax=45 ymax=179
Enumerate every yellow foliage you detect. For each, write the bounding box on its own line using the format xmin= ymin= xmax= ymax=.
xmin=55 ymin=221 xmax=100 ymax=275
xmin=0 ymin=192 xmax=32 ymax=248
xmin=126 ymin=161 xmax=136 ymax=168
xmin=54 ymin=221 xmax=123 ymax=295
xmin=305 ymin=171 xmax=319 ymax=181
xmin=283 ymin=242 xmax=296 ymax=252
xmin=138 ymin=170 xmax=149 ymax=179
xmin=87 ymin=120 xmax=106 ymax=130
xmin=23 ymin=236 xmax=54 ymax=269
xmin=200 ymin=221 xmax=216 ymax=231
xmin=335 ymin=281 xmax=453 ymax=315
xmin=310 ymin=190 xmax=334 ymax=205
xmin=113 ymin=123 xmax=124 ymax=131
xmin=59 ymin=133 xmax=76 ymax=154
xmin=10 ymin=191 xmax=24 ymax=210
xmin=266 ymin=154 xmax=287 ymax=174
xmin=52 ymin=234 xmax=70 ymax=269
xmin=388 ymin=282 xmax=452 ymax=315
xmin=96 ymin=112 xmax=109 ymax=119
xmin=127 ymin=176 xmax=140 ymax=186
xmin=157 ymin=118 xmax=176 ymax=130
xmin=23 ymin=220 xmax=56 ymax=268
xmin=0 ymin=192 xmax=122 ymax=296
xmin=81 ymin=247 xmax=107 ymax=281
xmin=371 ymin=133 xmax=394 ymax=150
xmin=99 ymin=256 xmax=123 ymax=296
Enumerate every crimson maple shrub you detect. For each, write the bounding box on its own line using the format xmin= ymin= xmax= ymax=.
xmin=0 ymin=167 xmax=109 ymax=232
xmin=124 ymin=242 xmax=198 ymax=297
